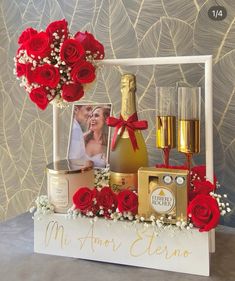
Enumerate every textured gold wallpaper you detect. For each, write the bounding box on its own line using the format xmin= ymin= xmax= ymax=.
xmin=0 ymin=0 xmax=234 ymax=226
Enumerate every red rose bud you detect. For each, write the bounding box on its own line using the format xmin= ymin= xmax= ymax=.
xmin=16 ymin=63 xmax=26 ymax=77
xmin=29 ymin=87 xmax=49 ymax=110
xmin=117 ymin=190 xmax=138 ymax=215
xmin=46 ymin=19 xmax=68 ymax=39
xmin=60 ymin=39 xmax=85 ymax=65
xmin=71 ymin=61 xmax=96 ymax=84
xmin=18 ymin=27 xmax=38 ymax=44
xmin=25 ymin=63 xmax=35 ymax=84
xmin=34 ymin=64 xmax=60 ymax=88
xmin=75 ymin=31 xmax=104 ymax=59
xmin=188 ymin=194 xmax=220 ymax=232
xmin=25 ymin=32 xmax=51 ymax=58
xmin=92 ymin=39 xmax=105 ymax=59
xmin=97 ymin=187 xmax=117 ymax=218
xmin=191 ymin=165 xmax=217 ymax=185
xmin=189 ymin=180 xmax=215 ymax=201
xmin=73 ymin=187 xmax=98 ymax=214
xmin=74 ymin=31 xmax=95 ymax=50
xmin=61 ymin=83 xmax=84 ymax=102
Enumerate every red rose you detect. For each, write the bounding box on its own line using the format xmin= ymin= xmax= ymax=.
xmin=75 ymin=31 xmax=104 ymax=59
xmin=71 ymin=61 xmax=96 ymax=84
xmin=117 ymin=190 xmax=138 ymax=215
xmin=25 ymin=63 xmax=35 ymax=83
xmin=61 ymin=83 xmax=84 ymax=102
xmin=29 ymin=87 xmax=49 ymax=110
xmin=46 ymin=19 xmax=68 ymax=39
xmin=18 ymin=27 xmax=38 ymax=44
xmin=16 ymin=63 xmax=26 ymax=77
xmin=60 ymin=39 xmax=85 ymax=65
xmin=188 ymin=194 xmax=220 ymax=232
xmin=191 ymin=165 xmax=217 ymax=184
xmin=73 ymin=187 xmax=98 ymax=214
xmin=34 ymin=64 xmax=60 ymax=88
xmin=97 ymin=187 xmax=117 ymax=217
xmin=25 ymin=32 xmax=50 ymax=58
xmin=189 ymin=180 xmax=215 ymax=201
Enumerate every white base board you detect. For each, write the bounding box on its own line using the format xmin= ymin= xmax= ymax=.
xmin=34 ymin=214 xmax=210 ymax=276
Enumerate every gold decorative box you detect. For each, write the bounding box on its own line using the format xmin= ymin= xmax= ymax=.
xmin=138 ymin=167 xmax=188 ymax=224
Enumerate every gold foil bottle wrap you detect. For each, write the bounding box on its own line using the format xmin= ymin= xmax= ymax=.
xmin=120 ymin=74 xmax=136 ymax=121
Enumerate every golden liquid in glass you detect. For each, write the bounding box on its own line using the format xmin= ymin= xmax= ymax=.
xmin=178 ymin=119 xmax=200 ymax=154
xmin=156 ymin=116 xmax=176 ymax=149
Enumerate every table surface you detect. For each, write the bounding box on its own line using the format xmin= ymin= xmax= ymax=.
xmin=0 ymin=213 xmax=235 ymax=281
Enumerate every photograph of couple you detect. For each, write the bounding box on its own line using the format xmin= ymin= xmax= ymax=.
xmin=68 ymin=104 xmax=112 ymax=168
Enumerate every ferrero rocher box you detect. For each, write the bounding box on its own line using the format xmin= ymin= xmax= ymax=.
xmin=138 ymin=167 xmax=188 ymax=224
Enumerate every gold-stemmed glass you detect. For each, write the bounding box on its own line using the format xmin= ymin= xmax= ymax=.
xmin=156 ymin=87 xmax=177 ymax=167
xmin=178 ymin=87 xmax=201 ymax=171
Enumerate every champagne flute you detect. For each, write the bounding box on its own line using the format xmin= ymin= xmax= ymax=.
xmin=156 ymin=87 xmax=177 ymax=167
xmin=178 ymin=87 xmax=201 ymax=171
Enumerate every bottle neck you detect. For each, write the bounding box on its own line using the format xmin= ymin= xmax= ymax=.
xmin=120 ymin=88 xmax=137 ymax=120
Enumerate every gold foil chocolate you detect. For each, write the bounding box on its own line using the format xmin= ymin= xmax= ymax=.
xmin=138 ymin=167 xmax=188 ymax=224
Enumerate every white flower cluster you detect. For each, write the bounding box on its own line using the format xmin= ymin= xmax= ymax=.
xmin=109 ymin=211 xmax=134 ymax=222
xmin=97 ymin=205 xmax=114 ymax=216
xmin=210 ymin=190 xmax=231 ymax=216
xmin=29 ymin=195 xmax=55 ymax=219
xmin=66 ymin=205 xmax=100 ymax=225
xmin=136 ymin=215 xmax=193 ymax=232
xmin=94 ymin=167 xmax=110 ymax=189
xmin=66 ymin=205 xmax=81 ymax=220
xmin=108 ymin=212 xmax=193 ymax=235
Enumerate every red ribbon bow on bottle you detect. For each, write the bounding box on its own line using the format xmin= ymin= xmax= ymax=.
xmin=106 ymin=112 xmax=148 ymax=151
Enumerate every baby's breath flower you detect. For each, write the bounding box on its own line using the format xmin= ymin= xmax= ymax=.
xmin=176 ymin=221 xmax=181 ymax=227
xmin=221 ymin=210 xmax=226 ymax=216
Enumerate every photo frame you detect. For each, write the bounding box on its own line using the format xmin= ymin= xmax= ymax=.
xmin=67 ymin=103 xmax=112 ymax=169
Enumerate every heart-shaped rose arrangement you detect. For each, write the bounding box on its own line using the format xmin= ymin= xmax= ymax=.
xmin=14 ymin=19 xmax=104 ymax=110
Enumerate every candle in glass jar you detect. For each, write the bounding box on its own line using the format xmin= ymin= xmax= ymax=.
xmin=46 ymin=159 xmax=94 ymax=213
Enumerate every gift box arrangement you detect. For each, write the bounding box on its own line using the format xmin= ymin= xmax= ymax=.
xmin=14 ymin=19 xmax=231 ymax=276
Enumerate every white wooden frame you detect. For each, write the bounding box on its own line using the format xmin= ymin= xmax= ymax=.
xmin=52 ymin=55 xmax=214 ymax=250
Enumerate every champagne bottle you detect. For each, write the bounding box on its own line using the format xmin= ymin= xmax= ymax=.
xmin=109 ymin=74 xmax=148 ymax=192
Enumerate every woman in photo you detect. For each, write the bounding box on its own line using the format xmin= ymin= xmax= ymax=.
xmin=84 ymin=106 xmax=111 ymax=168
